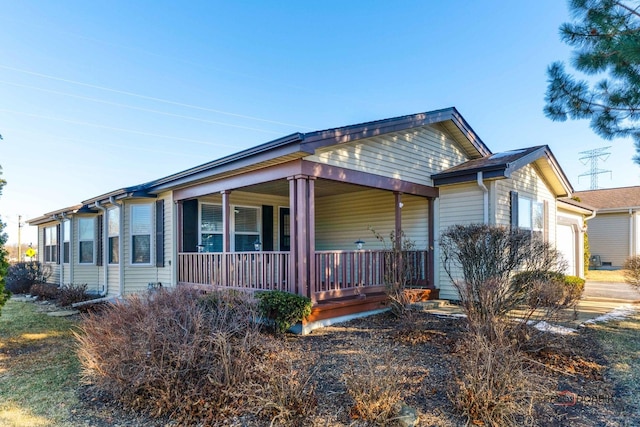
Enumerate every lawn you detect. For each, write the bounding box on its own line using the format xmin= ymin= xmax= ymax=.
xmin=0 ymin=299 xmax=80 ymax=427
xmin=586 ymin=269 xmax=628 ymax=283
xmin=1 ymin=296 xmax=639 ymax=426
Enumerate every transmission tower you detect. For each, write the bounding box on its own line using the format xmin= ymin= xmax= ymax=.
xmin=578 ymin=146 xmax=612 ymax=190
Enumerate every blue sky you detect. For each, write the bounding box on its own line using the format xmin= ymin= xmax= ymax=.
xmin=1 ymin=0 xmax=638 ymax=245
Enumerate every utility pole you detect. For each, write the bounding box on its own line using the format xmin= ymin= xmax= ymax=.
xmin=578 ymin=146 xmax=612 ymax=190
xmin=18 ymin=215 xmax=22 ymax=261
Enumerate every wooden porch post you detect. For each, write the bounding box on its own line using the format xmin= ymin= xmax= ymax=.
xmin=308 ymin=177 xmax=316 ymax=302
xmin=177 ymin=201 xmax=183 ymax=252
xmin=221 ymin=190 xmax=231 ymax=252
xmin=428 ymin=197 xmax=435 ymax=287
xmin=394 ymin=192 xmax=402 ymax=251
xmin=288 ymin=177 xmax=298 ymax=294
xmin=296 ymin=175 xmax=309 ymax=298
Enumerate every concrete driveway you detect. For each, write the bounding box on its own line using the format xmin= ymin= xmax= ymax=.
xmin=583 ymin=281 xmax=640 ymax=301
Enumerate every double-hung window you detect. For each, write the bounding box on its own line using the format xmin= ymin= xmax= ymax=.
xmin=78 ymin=217 xmax=95 ymax=264
xmin=44 ymin=226 xmax=58 ymax=263
xmin=518 ymin=196 xmax=544 ymax=236
xmin=131 ymin=204 xmax=152 ymax=264
xmin=108 ymin=208 xmax=119 ymax=264
xmin=62 ymin=220 xmax=70 ymax=263
xmin=200 ymin=203 xmax=223 ymax=252
xmin=234 ymin=206 xmax=260 ymax=251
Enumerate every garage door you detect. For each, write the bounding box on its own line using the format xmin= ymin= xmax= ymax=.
xmin=557 ymin=224 xmax=576 ymax=276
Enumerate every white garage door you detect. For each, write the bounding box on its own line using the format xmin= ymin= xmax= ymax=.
xmin=557 ymin=224 xmax=576 ymax=276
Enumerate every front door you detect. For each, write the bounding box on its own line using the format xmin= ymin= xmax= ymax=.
xmin=279 ymin=208 xmax=290 ymax=251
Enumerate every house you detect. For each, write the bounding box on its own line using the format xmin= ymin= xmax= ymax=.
xmin=573 ymin=186 xmax=640 ymax=269
xmin=28 ymin=107 xmax=586 ymax=326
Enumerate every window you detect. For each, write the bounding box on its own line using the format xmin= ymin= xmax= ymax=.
xmin=62 ymin=220 xmax=70 ymax=263
xmin=108 ymin=208 xmax=119 ymax=264
xmin=518 ymin=196 xmax=544 ymax=233
xmin=44 ymin=226 xmax=58 ymax=263
xmin=131 ymin=204 xmax=152 ymax=264
xmin=78 ymin=217 xmax=95 ymax=264
xmin=200 ymin=203 xmax=223 ymax=252
xmin=234 ymin=206 xmax=260 ymax=251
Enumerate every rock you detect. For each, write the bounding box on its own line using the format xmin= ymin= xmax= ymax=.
xmin=397 ymin=402 xmax=419 ymax=427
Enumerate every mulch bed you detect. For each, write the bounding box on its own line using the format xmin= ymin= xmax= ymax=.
xmin=68 ymin=310 xmax=632 ymax=426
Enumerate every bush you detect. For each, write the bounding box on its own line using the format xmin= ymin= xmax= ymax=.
xmin=255 ymin=290 xmax=312 ymax=333
xmin=623 ymin=255 xmax=640 ymax=289
xmin=5 ymin=262 xmax=51 ymax=294
xmin=342 ymin=346 xmax=403 ymax=424
xmin=29 ymin=282 xmax=60 ymax=300
xmin=562 ymin=275 xmax=585 ymax=305
xmin=58 ymin=283 xmax=92 ymax=307
xmin=75 ymin=287 xmax=316 ymax=425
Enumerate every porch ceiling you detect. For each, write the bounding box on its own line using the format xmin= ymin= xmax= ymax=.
xmin=239 ymin=179 xmax=370 ymax=198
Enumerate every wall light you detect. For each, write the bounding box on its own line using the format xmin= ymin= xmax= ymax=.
xmin=354 ymin=239 xmax=365 ymax=250
xmin=254 ymin=239 xmax=262 ymax=251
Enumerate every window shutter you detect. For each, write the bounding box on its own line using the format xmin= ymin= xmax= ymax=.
xmin=96 ymin=215 xmax=103 ymax=266
xmin=56 ymin=224 xmax=61 ymax=265
xmin=182 ymin=199 xmax=199 ymax=252
xmin=262 ymin=205 xmax=273 ymax=251
xmin=156 ymin=199 xmax=165 ymax=267
xmin=510 ymin=191 xmax=519 ymax=228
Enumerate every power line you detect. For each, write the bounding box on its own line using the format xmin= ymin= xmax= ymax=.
xmin=578 ymin=146 xmax=612 ymax=190
xmin=0 ymin=65 xmax=313 ymax=130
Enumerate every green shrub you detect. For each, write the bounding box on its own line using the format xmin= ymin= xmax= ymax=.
xmin=255 ymin=290 xmax=312 ymax=333
xmin=58 ymin=283 xmax=92 ymax=307
xmin=29 ymin=282 xmax=60 ymax=300
xmin=5 ymin=262 xmax=51 ymax=294
xmin=623 ymin=255 xmax=640 ymax=289
xmin=562 ymin=275 xmax=585 ymax=305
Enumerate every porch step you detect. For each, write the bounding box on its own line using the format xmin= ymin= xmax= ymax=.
xmin=411 ymin=299 xmax=451 ymax=311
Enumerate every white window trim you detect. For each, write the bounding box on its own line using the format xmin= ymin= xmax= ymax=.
xmin=78 ymin=217 xmax=96 ymax=265
xmin=198 ymin=203 xmax=261 ymax=252
xmin=62 ymin=219 xmax=70 ymax=264
xmin=232 ymin=204 xmax=261 ymax=252
xmin=44 ymin=225 xmax=58 ymax=264
xmin=130 ymin=203 xmax=154 ymax=266
xmin=107 ymin=207 xmax=120 ymax=265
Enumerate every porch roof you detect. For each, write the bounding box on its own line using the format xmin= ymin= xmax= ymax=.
xmin=431 ymin=145 xmax=573 ymax=197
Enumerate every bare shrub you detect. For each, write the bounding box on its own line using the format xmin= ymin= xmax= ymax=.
xmin=370 ymin=227 xmax=422 ymax=318
xmin=623 ymin=255 xmax=640 ymax=290
xmin=75 ymin=287 xmax=316 ymax=425
xmin=451 ymin=327 xmax=545 ymax=427
xmin=29 ymin=282 xmax=60 ymax=300
xmin=5 ymin=261 xmax=51 ymax=294
xmin=342 ymin=346 xmax=403 ymax=425
xmin=57 ymin=283 xmax=92 ymax=307
xmin=440 ymin=224 xmax=568 ymax=338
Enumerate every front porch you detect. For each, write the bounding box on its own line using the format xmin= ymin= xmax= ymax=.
xmin=177 ymin=248 xmax=434 ymax=305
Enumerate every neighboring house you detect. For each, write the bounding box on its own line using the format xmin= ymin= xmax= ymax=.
xmin=28 ymin=107 xmax=584 ymax=324
xmin=573 ymin=186 xmax=640 ymax=268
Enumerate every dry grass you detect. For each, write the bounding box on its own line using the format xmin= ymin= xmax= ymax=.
xmin=586 ymin=269 xmax=627 ymax=283
xmin=0 ymin=299 xmax=79 ymax=427
xmin=342 ymin=345 xmax=404 ymax=425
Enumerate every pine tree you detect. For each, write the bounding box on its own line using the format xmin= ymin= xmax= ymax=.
xmin=0 ymin=163 xmax=9 ymax=314
xmin=545 ymin=0 xmax=640 ymax=163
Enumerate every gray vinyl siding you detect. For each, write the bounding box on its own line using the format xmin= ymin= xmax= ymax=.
xmin=72 ymin=215 xmax=102 ymax=294
xmin=587 ymin=213 xmax=630 ymax=267
xmin=315 ymin=190 xmax=429 ymax=251
xmin=38 ymin=222 xmax=61 ymax=285
xmin=305 ymin=124 xmax=470 ymax=186
xmin=436 ymin=183 xmax=485 ymax=300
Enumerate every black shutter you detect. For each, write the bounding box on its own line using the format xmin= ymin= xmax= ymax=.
xmin=182 ymin=199 xmax=199 ymax=253
xmin=156 ymin=199 xmax=165 ymax=267
xmin=262 ymin=205 xmax=273 ymax=251
xmin=510 ymin=191 xmax=519 ymax=229
xmin=96 ymin=215 xmax=103 ymax=266
xmin=56 ymin=224 xmax=61 ymax=265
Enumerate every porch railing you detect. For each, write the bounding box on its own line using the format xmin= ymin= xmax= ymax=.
xmin=178 ymin=252 xmax=290 ymax=292
xmin=178 ymin=249 xmax=428 ymax=300
xmin=314 ymin=250 xmax=428 ymax=299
